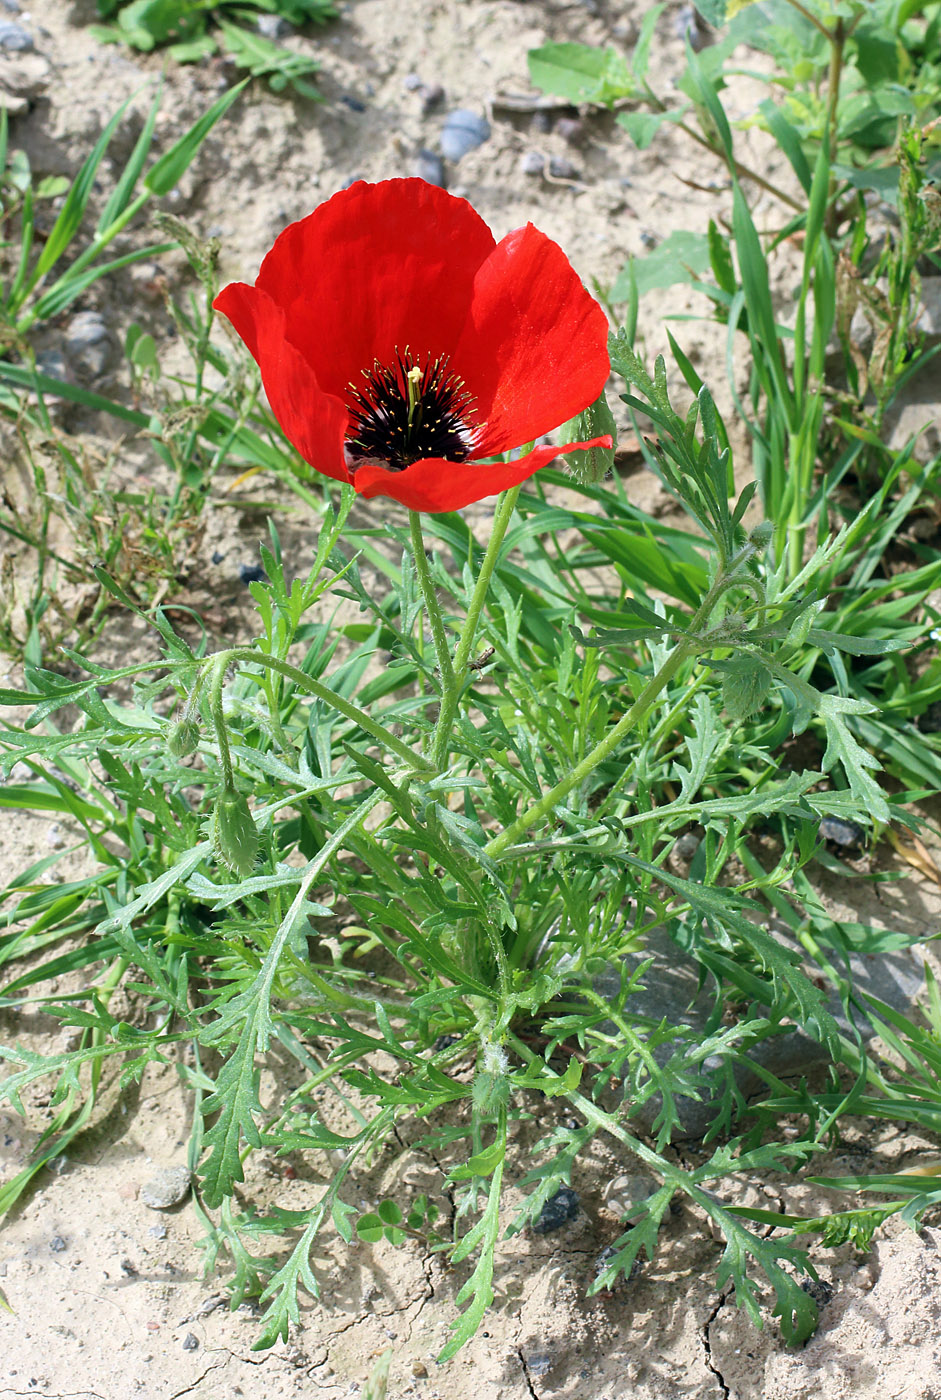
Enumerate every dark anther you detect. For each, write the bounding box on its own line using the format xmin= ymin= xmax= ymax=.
xmin=345 ymin=349 xmax=477 ymax=471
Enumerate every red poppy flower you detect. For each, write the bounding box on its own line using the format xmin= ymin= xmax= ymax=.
xmin=213 ymin=179 xmax=611 ymax=513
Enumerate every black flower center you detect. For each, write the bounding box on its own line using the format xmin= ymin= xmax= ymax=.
xmin=345 ymin=349 xmax=478 ymax=472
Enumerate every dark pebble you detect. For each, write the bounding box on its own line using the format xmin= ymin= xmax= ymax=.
xmin=918 ymin=701 xmax=941 ymax=732
xmin=239 ymin=564 xmax=267 ymax=585
xmin=800 ymin=1277 xmax=834 ymax=1307
xmin=419 ymin=82 xmax=445 ymax=115
xmin=594 ymin=1243 xmax=643 ymax=1284
xmin=819 ymin=816 xmax=865 ymax=849
xmin=182 ymin=1332 xmax=200 ymax=1351
xmin=120 ymin=1259 xmax=139 ymax=1277
xmin=340 ymin=94 xmax=366 ymax=112
xmin=211 ymin=551 xmax=224 ymax=565
xmin=531 ymin=111 xmax=553 ymax=134
xmin=555 ymin=117 xmax=585 ymax=144
xmin=440 ymin=109 xmax=490 ymax=162
xmin=414 ymin=150 xmax=447 ymax=188
xmin=548 ymin=156 xmax=580 ymax=180
xmin=49 ymin=1236 xmax=67 ymax=1253
xmin=432 ymin=1033 xmax=460 ymax=1052
xmin=640 ymin=231 xmax=657 ymax=248
xmin=533 ymin=1185 xmax=579 ymax=1234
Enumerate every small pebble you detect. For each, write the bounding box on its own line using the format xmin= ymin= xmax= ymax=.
xmin=255 ymin=13 xmax=293 ymax=39
xmin=0 ymin=0 xmax=21 ymax=12
xmin=918 ymin=700 xmax=941 ymax=732
xmin=182 ymin=1333 xmax=200 ymax=1351
xmin=35 ymin=348 xmax=70 ymax=384
xmin=675 ymin=4 xmax=709 ymax=50
xmin=819 ymin=816 xmax=865 ymax=850
xmin=640 ymin=231 xmax=657 ymax=248
xmin=65 ymin=311 xmax=113 ymax=379
xmin=548 ymin=156 xmax=580 ymax=180
xmin=671 ymin=831 xmax=700 ymax=867
xmin=211 ymin=550 xmax=224 ymax=565
xmin=520 ymin=151 xmax=545 ymax=177
xmin=603 ymin=1173 xmax=656 ymax=1223
xmin=440 ymin=109 xmax=490 ymax=162
xmin=531 ymin=110 xmax=552 ymax=134
xmin=555 ymin=116 xmax=584 ymax=144
xmin=0 ymin=19 xmax=32 ymax=50
xmin=532 ymin=1185 xmax=579 ymax=1234
xmin=46 ymin=823 xmax=65 ymax=850
xmin=419 ymin=82 xmax=445 ymax=115
xmin=411 ymin=1361 xmax=428 ymax=1378
xmin=120 ymin=1259 xmax=139 ymax=1277
xmin=49 ymin=1236 xmax=67 ymax=1253
xmin=432 ymin=1033 xmax=460 ymax=1052
xmin=147 ymin=1224 xmax=167 ymax=1241
xmin=403 ymin=72 xmax=422 ymax=90
xmin=594 ymin=1243 xmax=643 ymax=1285
xmin=239 ymin=563 xmax=267 ymax=586
xmin=340 ymin=94 xmax=366 ymax=112
xmin=800 ymin=1277 xmax=834 ymax=1307
xmin=414 ymin=149 xmax=446 ymax=188
xmin=524 ymin=1352 xmax=552 ymax=1378
xmin=140 ymin=1165 xmax=191 ymax=1210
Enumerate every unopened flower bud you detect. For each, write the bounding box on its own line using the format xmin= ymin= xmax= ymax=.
xmin=561 ymin=389 xmax=617 ymax=484
xmin=210 ymin=787 xmax=258 ymax=878
xmin=168 ymin=718 xmax=200 ymax=757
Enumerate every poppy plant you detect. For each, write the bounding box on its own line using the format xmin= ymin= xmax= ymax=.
xmin=213 ymin=179 xmax=612 ymax=513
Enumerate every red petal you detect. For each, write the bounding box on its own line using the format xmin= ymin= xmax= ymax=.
xmin=252 ymin=180 xmax=496 ymax=399
xmin=214 ymin=282 xmax=351 ymax=484
xmin=351 ymin=436 xmax=613 ymax=513
xmin=453 ymin=225 xmax=610 ymax=454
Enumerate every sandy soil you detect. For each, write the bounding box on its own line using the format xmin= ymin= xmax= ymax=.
xmin=3 ymin=2 xmax=941 ymax=1398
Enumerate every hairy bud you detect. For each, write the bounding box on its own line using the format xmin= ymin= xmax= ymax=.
xmin=209 ymin=787 xmax=258 ymax=878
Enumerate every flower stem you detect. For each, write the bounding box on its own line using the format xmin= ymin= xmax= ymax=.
xmin=408 ymin=510 xmax=456 ymax=698
xmin=208 ymin=654 xmax=236 ymax=791
xmin=431 ymin=484 xmax=521 ymax=770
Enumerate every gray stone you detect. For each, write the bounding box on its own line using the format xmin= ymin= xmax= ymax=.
xmin=594 ymin=923 xmax=927 ymax=1141
xmin=255 ymin=13 xmax=293 ymax=39
xmin=555 ymin=116 xmax=585 ymax=145
xmin=819 ymin=815 xmax=865 ymax=849
xmin=548 ymin=156 xmax=580 ymax=181
xmin=524 ymin=1352 xmax=552 ymax=1378
xmin=0 ymin=20 xmax=32 ymax=50
xmin=140 ymin=1165 xmax=191 ymax=1210
xmin=65 ymin=311 xmax=113 ymax=379
xmin=520 ymin=151 xmax=545 ymax=177
xmin=917 ymin=278 xmax=941 ymax=336
xmin=35 ymin=349 xmax=71 ymax=384
xmin=675 ymin=4 xmax=709 ymax=50
xmin=439 ymin=109 xmax=490 ymax=162
xmin=414 ymin=150 xmax=446 ymax=188
xmin=603 ymin=1172 xmax=658 ymax=1223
